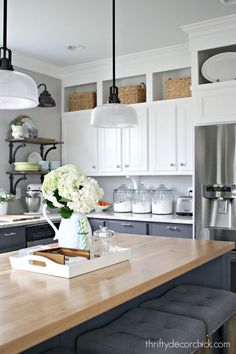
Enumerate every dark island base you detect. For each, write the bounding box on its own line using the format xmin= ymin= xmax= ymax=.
xmin=22 ymin=254 xmax=230 ymax=354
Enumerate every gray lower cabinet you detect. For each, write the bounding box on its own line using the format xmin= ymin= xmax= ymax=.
xmin=150 ymin=222 xmax=192 ymax=238
xmin=0 ymin=227 xmax=26 ymax=253
xmin=106 ymin=220 xmax=148 ymax=235
xmin=88 ymin=218 xmax=192 ymax=238
xmin=89 ymin=218 xmax=106 ymax=232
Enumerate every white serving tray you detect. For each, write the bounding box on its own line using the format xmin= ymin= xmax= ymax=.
xmin=9 ymin=246 xmax=131 ymax=279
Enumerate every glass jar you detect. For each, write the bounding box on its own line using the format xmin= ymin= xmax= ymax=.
xmin=92 ymin=226 xmax=115 ymax=256
xmin=113 ymin=184 xmax=133 ymax=212
xmin=132 ymin=184 xmax=151 ymax=214
xmin=152 ymin=184 xmax=173 ymax=215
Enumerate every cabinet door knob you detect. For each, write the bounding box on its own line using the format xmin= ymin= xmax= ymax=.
xmin=180 ymin=163 xmax=185 ymax=166
xmin=116 ymin=165 xmax=121 ymax=168
xmin=125 ymin=164 xmax=129 ymax=168
xmin=170 ymin=163 xmax=174 ymax=167
xmin=92 ymin=165 xmax=96 ymax=169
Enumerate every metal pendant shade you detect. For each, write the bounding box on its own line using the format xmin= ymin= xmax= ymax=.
xmin=0 ymin=0 xmax=38 ymax=110
xmin=38 ymin=84 xmax=56 ymax=108
xmin=91 ymin=0 xmax=137 ymax=128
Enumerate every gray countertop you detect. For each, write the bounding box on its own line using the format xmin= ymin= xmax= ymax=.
xmin=0 ymin=211 xmax=192 ymax=229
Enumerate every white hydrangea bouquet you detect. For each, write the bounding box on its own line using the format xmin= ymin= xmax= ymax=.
xmin=42 ymin=164 xmax=103 ymax=218
xmin=41 ymin=165 xmax=104 ymax=249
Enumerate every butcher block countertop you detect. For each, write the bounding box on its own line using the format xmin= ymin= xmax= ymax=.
xmin=0 ymin=235 xmax=234 ymax=354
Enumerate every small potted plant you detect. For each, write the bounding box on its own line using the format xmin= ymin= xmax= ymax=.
xmin=0 ymin=190 xmax=14 ymax=215
xmin=10 ymin=119 xmax=25 ymax=139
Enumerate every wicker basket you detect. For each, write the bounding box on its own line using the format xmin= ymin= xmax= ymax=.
xmin=118 ymin=83 xmax=146 ymax=104
xmin=165 ymin=77 xmax=191 ymax=100
xmin=69 ymin=92 xmax=96 ymax=111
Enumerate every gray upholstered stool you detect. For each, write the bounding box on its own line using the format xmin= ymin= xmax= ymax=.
xmin=76 ymin=307 xmax=206 ymax=354
xmin=140 ymin=285 xmax=236 ymax=354
xmin=42 ymin=348 xmax=76 ymax=354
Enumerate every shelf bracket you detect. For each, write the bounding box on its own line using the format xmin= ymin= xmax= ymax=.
xmin=9 ymin=142 xmax=26 ymax=164
xmin=40 ymin=144 xmax=57 ymax=161
xmin=9 ymin=174 xmax=27 ymax=194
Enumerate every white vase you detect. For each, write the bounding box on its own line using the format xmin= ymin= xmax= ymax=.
xmin=43 ymin=205 xmax=92 ymax=249
xmin=0 ymin=202 xmax=8 ymax=216
xmin=11 ymin=125 xmax=25 ymax=139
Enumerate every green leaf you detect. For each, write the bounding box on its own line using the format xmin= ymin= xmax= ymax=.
xmin=60 ymin=206 xmax=73 ymax=219
xmin=44 ymin=200 xmax=55 ymax=209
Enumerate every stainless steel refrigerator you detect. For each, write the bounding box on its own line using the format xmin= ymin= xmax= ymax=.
xmin=195 ymin=123 xmax=236 ymax=291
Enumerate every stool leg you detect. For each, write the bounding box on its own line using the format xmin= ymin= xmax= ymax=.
xmin=194 ymin=337 xmax=212 ymax=354
xmin=228 ymin=313 xmax=236 ymax=354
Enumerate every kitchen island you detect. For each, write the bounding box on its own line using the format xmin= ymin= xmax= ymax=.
xmin=0 ymin=235 xmax=234 ymax=354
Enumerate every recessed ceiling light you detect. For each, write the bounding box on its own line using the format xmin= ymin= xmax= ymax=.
xmin=67 ymin=44 xmax=85 ymax=52
xmin=220 ymin=0 xmax=236 ymax=4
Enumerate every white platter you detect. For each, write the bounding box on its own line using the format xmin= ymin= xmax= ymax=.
xmin=28 ymin=152 xmax=42 ymax=164
xmin=10 ymin=246 xmax=131 ymax=278
xmin=201 ymin=52 xmax=236 ymax=82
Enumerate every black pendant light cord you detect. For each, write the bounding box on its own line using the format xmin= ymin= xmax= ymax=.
xmin=3 ymin=0 xmax=7 ymax=53
xmin=109 ymin=0 xmax=120 ymax=103
xmin=0 ymin=0 xmax=13 ymax=70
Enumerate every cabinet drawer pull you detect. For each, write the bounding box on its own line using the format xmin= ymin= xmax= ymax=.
xmin=125 ymin=164 xmax=129 ymax=168
xmin=180 ymin=163 xmax=185 ymax=166
xmin=170 ymin=163 xmax=175 ymax=167
xmin=4 ymin=232 xmax=16 ymax=237
xmin=92 ymin=165 xmax=96 ymax=169
xmin=166 ymin=226 xmax=180 ymax=231
xmin=116 ymin=165 xmax=121 ymax=168
xmin=121 ymin=223 xmax=133 ymax=227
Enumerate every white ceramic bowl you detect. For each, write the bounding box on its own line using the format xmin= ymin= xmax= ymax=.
xmin=94 ymin=204 xmax=110 ymax=213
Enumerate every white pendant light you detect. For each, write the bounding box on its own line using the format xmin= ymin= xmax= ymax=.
xmin=91 ymin=0 xmax=138 ymax=128
xmin=0 ymin=0 xmax=38 ymax=110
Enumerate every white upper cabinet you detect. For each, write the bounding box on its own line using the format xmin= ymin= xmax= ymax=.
xmin=122 ymin=105 xmax=148 ymax=173
xmin=177 ymin=100 xmax=193 ymax=172
xmin=149 ymin=102 xmax=177 ymax=172
xmin=182 ymin=15 xmax=236 ymax=126
xmin=149 ymin=98 xmax=193 ymax=173
xmin=98 ymin=128 xmax=122 ymax=173
xmin=62 ymin=111 xmax=98 ymax=174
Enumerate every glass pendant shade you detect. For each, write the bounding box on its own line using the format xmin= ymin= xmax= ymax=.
xmin=91 ymin=103 xmax=138 ymax=128
xmin=0 ymin=68 xmax=38 ymax=110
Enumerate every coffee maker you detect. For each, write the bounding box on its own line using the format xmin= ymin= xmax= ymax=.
xmin=25 ymin=184 xmax=43 ymax=214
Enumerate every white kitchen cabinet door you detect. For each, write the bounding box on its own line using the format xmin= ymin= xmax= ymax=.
xmin=62 ymin=111 xmax=98 ymax=174
xmin=193 ymin=81 xmax=236 ymax=125
xmin=149 ymin=102 xmax=177 ymax=172
xmin=98 ymin=128 xmax=122 ymax=173
xmin=122 ymin=105 xmax=148 ymax=172
xmin=177 ymin=100 xmax=193 ymax=172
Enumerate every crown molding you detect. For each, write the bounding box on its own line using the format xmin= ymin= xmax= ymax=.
xmin=13 ymin=52 xmax=62 ymax=79
xmin=181 ymin=14 xmax=236 ymax=37
xmin=61 ymin=43 xmax=190 ymax=80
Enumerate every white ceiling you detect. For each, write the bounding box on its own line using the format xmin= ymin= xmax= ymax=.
xmin=1 ymin=0 xmax=236 ymax=67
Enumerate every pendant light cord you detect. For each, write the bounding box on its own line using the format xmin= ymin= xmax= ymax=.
xmin=109 ymin=0 xmax=120 ymax=103
xmin=112 ymin=0 xmax=115 ymax=88
xmin=3 ymin=0 xmax=7 ymax=54
xmin=0 ymin=0 xmax=13 ymax=70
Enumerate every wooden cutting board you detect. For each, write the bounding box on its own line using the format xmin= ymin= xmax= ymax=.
xmin=0 ymin=215 xmax=41 ymax=222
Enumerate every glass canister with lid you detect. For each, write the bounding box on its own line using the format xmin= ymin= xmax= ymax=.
xmin=152 ymin=184 xmax=173 ymax=215
xmin=92 ymin=226 xmax=115 ymax=256
xmin=132 ymin=184 xmax=151 ymax=214
xmin=113 ymin=184 xmax=133 ymax=212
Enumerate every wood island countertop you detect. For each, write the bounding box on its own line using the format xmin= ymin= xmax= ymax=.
xmin=0 ymin=234 xmax=234 ymax=354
